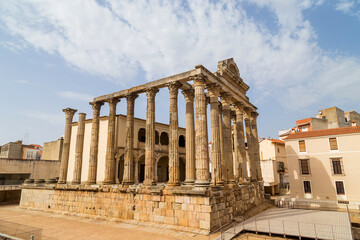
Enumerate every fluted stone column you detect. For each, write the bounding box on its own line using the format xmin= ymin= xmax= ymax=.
xmin=58 ymin=108 xmax=77 ymax=184
xmin=87 ymin=101 xmax=103 ymax=184
xmin=144 ymin=88 xmax=159 ymax=185
xmin=220 ymin=93 xmax=235 ymax=183
xmin=251 ymin=112 xmax=263 ymax=181
xmin=182 ymin=89 xmax=195 ymax=185
xmin=103 ymin=97 xmax=120 ymax=184
xmin=234 ymin=103 xmax=248 ymax=182
xmin=167 ymin=82 xmax=181 ymax=186
xmin=122 ymin=93 xmax=138 ymax=185
xmin=192 ymin=74 xmax=210 ymax=186
xmin=231 ymin=111 xmax=239 ymax=181
xmin=207 ymin=84 xmax=223 ymax=185
xmin=219 ymin=103 xmax=225 ymax=182
xmin=244 ymin=108 xmax=256 ymax=181
xmin=72 ymin=113 xmax=86 ymax=184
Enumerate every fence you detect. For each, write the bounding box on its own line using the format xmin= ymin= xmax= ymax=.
xmin=276 ymin=198 xmax=360 ymax=212
xmin=215 ymin=217 xmax=352 ymax=240
xmin=0 ymin=220 xmax=42 ymax=240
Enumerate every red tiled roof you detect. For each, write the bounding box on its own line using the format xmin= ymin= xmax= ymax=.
xmin=269 ymin=139 xmax=285 ymax=145
xmin=285 ymin=126 xmax=360 ymax=139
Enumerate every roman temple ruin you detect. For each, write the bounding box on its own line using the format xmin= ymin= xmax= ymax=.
xmin=20 ymin=58 xmax=264 ymax=234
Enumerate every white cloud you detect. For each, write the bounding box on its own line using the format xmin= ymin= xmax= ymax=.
xmin=58 ymin=91 xmax=93 ymax=102
xmin=335 ymin=0 xmax=360 ymax=19
xmin=0 ymin=0 xmax=359 ymax=110
xmin=23 ymin=110 xmax=63 ymax=125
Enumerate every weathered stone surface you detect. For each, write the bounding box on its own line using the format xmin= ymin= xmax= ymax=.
xmin=20 ymin=183 xmax=264 ymax=235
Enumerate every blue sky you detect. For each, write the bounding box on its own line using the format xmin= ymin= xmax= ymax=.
xmin=1 ymin=0 xmax=360 ymax=145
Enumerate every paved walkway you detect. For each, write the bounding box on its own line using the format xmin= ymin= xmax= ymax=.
xmin=0 ymin=205 xmax=213 ymax=240
xmin=217 ymin=208 xmax=352 ymax=240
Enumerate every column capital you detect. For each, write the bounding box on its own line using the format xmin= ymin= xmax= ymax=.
xmin=146 ymin=87 xmax=159 ymax=98
xmin=244 ymin=107 xmax=253 ymax=118
xmin=63 ymin=108 xmax=77 ymax=118
xmin=166 ymin=82 xmax=182 ymax=95
xmin=220 ymin=92 xmax=232 ymax=107
xmin=233 ymin=102 xmax=245 ymax=114
xmin=251 ymin=111 xmax=259 ymax=119
xmin=206 ymin=83 xmax=220 ymax=99
xmin=126 ymin=93 xmax=139 ymax=102
xmin=182 ymin=89 xmax=195 ymax=102
xmin=106 ymin=97 xmax=120 ymax=106
xmin=190 ymin=73 xmax=207 ymax=85
xmin=89 ymin=101 xmax=104 ymax=111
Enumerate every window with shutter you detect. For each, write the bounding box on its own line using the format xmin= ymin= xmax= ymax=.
xmin=303 ymin=181 xmax=311 ymax=194
xmin=332 ymin=158 xmax=342 ymax=175
xmin=329 ymin=138 xmax=338 ymax=151
xmin=335 ymin=181 xmax=345 ymax=195
xmin=299 ymin=159 xmax=310 ymax=175
xmin=299 ymin=140 xmax=306 ymax=152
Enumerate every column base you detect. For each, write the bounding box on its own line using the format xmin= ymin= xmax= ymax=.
xmin=143 ymin=180 xmax=156 ymax=186
xmin=57 ymin=180 xmax=66 ymax=184
xmin=122 ymin=181 xmax=134 ymax=185
xmin=71 ymin=181 xmax=81 ymax=185
xmin=184 ymin=179 xmax=195 ymax=185
xmin=86 ymin=181 xmax=96 ymax=185
xmin=167 ymin=182 xmax=181 ymax=186
xmin=102 ymin=180 xmax=115 ymax=185
xmin=194 ymin=180 xmax=210 ymax=187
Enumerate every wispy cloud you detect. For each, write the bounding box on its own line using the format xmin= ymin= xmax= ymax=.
xmin=0 ymin=0 xmax=359 ymax=110
xmin=335 ymin=0 xmax=360 ymax=20
xmin=15 ymin=79 xmax=32 ymax=85
xmin=58 ymin=91 xmax=93 ymax=102
xmin=22 ymin=110 xmax=63 ymax=125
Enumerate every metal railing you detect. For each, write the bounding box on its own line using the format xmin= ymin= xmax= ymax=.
xmin=0 ymin=220 xmax=42 ymax=240
xmin=215 ymin=217 xmax=352 ymax=240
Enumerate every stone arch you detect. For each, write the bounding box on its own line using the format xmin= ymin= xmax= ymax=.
xmin=138 ymin=128 xmax=146 ymax=142
xmin=160 ymin=132 xmax=169 ymax=145
xmin=179 ymin=135 xmax=185 ymax=147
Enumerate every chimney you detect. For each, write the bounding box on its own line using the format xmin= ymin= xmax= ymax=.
xmin=15 ymin=140 xmax=23 ymax=145
xmin=352 ymin=121 xmax=357 ymax=127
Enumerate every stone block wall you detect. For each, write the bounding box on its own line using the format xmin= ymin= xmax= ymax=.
xmin=20 ymin=182 xmax=263 ymax=234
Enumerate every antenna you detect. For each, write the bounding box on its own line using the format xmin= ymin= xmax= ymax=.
xmin=24 ymin=131 xmax=29 ymax=144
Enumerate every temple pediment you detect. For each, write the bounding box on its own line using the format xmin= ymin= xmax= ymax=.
xmin=216 ymin=58 xmax=249 ymax=94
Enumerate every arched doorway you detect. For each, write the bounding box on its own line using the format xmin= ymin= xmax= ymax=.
xmin=138 ymin=155 xmax=145 ymax=183
xmin=157 ymin=156 xmax=169 ymax=182
xmin=118 ymin=154 xmax=124 ymax=183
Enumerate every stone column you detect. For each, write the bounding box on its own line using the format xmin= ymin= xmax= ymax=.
xmin=207 ymin=84 xmax=223 ymax=185
xmin=72 ymin=113 xmax=86 ymax=184
xmin=58 ymin=108 xmax=77 ymax=184
xmin=167 ymin=82 xmax=181 ymax=186
xmin=144 ymin=87 xmax=159 ymax=185
xmin=234 ymin=103 xmax=248 ymax=182
xmin=182 ymin=89 xmax=195 ymax=185
xmin=220 ymin=93 xmax=235 ymax=183
xmin=103 ymin=97 xmax=120 ymax=184
xmin=122 ymin=93 xmax=138 ymax=185
xmin=251 ymin=111 xmax=263 ymax=181
xmin=87 ymin=101 xmax=103 ymax=184
xmin=244 ymin=108 xmax=256 ymax=181
xmin=192 ymin=74 xmax=210 ymax=186
xmin=218 ymin=103 xmax=225 ymax=182
xmin=231 ymin=111 xmax=239 ymax=182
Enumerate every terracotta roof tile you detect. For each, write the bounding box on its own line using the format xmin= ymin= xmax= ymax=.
xmin=285 ymin=126 xmax=360 ymax=140
xmin=269 ymin=139 xmax=285 ymax=145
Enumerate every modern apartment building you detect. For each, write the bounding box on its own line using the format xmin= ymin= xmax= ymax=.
xmin=279 ymin=106 xmax=360 ymax=139
xmin=284 ymin=126 xmax=360 ymax=209
xmin=259 ymin=139 xmax=288 ymax=195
